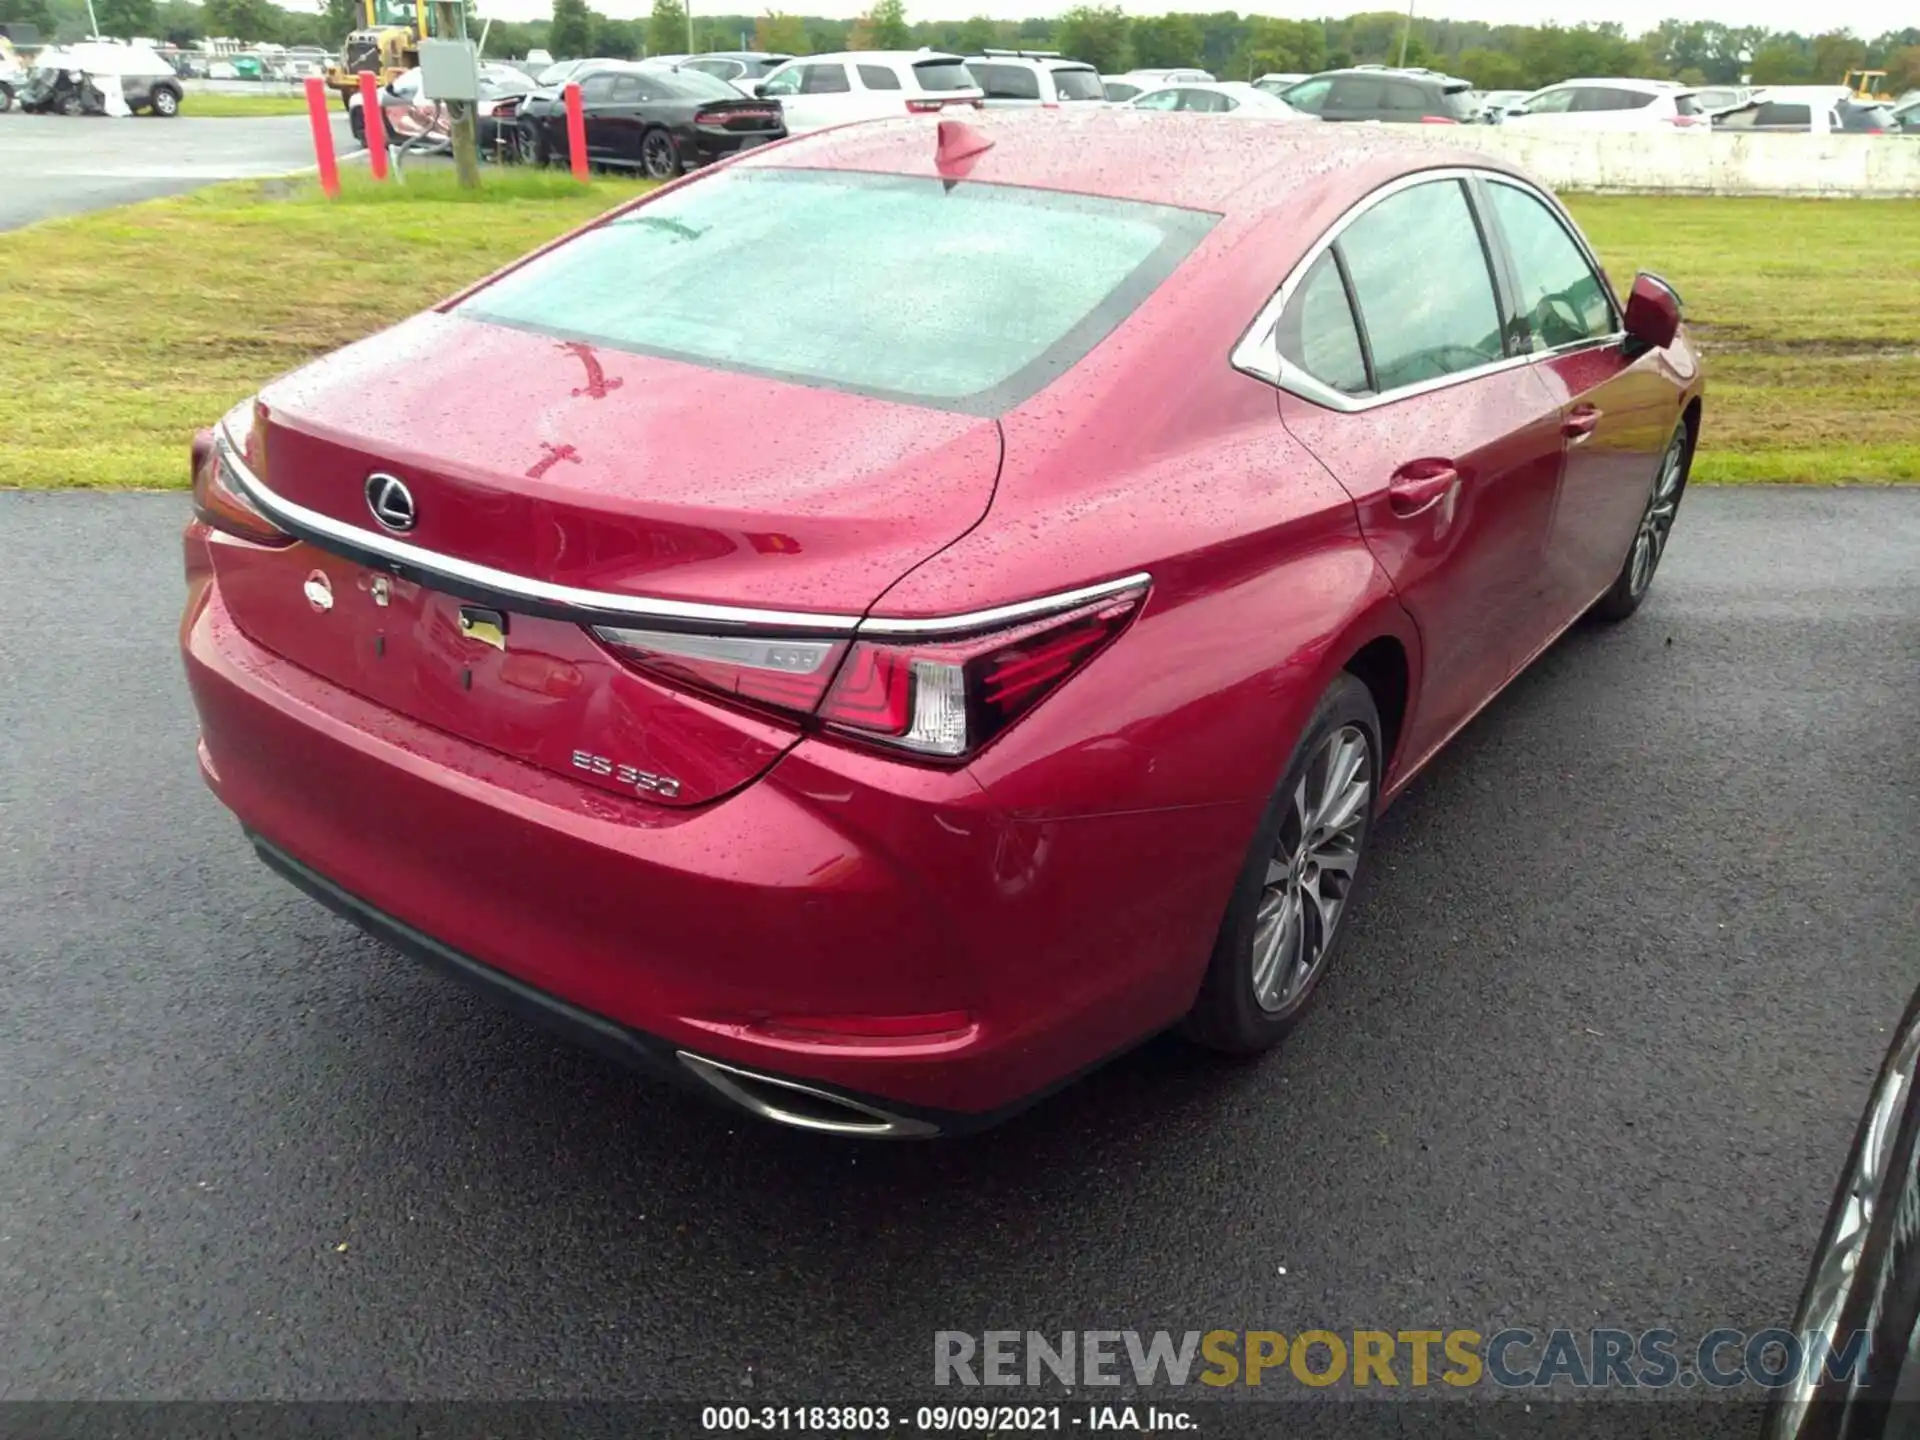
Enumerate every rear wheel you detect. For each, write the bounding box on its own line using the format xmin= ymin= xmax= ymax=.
xmin=1592 ymin=418 xmax=1691 ymax=622
xmin=515 ymin=120 xmax=547 ymax=166
xmin=0 ymin=82 xmax=14 ymax=112
xmin=349 ymin=104 xmax=366 ymax=146
xmin=57 ymin=92 xmax=84 ymax=117
xmin=1183 ymin=673 xmax=1381 ymax=1054
xmin=640 ymin=126 xmax=681 ymax=180
xmin=150 ymin=84 xmax=181 ymax=116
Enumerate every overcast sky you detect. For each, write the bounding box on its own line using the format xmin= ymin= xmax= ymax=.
xmin=457 ymin=0 xmax=1896 ymax=38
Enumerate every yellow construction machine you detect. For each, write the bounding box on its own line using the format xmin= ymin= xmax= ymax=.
xmin=323 ymin=0 xmax=436 ymax=106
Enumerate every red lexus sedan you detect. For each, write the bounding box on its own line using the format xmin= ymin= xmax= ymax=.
xmin=181 ymin=112 xmax=1703 ymax=1137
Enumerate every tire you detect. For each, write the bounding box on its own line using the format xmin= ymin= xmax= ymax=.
xmin=149 ymin=84 xmax=180 ymax=117
xmin=57 ymin=93 xmax=84 ymax=117
xmin=348 ymin=104 xmax=366 ymax=146
xmin=1183 ymin=672 xmax=1382 ymax=1054
xmin=516 ymin=120 xmax=547 ymax=166
xmin=0 ymin=83 xmax=14 ymax=113
xmin=1591 ymin=418 xmax=1692 ymax=622
xmin=639 ymin=126 xmax=681 ymax=180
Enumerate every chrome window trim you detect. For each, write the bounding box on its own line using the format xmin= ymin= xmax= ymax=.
xmin=857 ymin=572 xmax=1151 ymax=638
xmin=1230 ymin=166 xmax=1625 ymax=415
xmin=216 ymin=426 xmax=1149 ymax=641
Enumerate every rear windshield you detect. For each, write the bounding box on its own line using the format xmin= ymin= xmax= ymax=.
xmin=655 ymin=67 xmax=743 ymax=99
xmin=912 ymin=59 xmax=976 ymax=92
xmin=458 ymin=168 xmax=1217 ymax=415
xmin=1053 ymin=66 xmax=1104 ymax=101
xmin=1673 ymin=92 xmax=1700 ymax=115
xmin=1441 ymin=86 xmax=1477 ymax=118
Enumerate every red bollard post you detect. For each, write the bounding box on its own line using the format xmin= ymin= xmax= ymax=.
xmin=564 ymin=82 xmax=588 ymax=182
xmin=357 ymin=71 xmax=389 ymax=181
xmin=303 ymin=76 xmax=340 ymax=198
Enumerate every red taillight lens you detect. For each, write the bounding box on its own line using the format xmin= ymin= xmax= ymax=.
xmin=906 ymin=98 xmax=944 ymax=113
xmin=817 ymin=586 xmax=1147 ymax=758
xmin=1666 ymin=114 xmax=1702 ymax=126
xmin=591 ymin=580 xmax=1147 ymax=760
xmin=1419 ymin=115 xmax=1458 ymax=124
xmin=591 ymin=627 xmax=847 ymax=711
xmin=192 ymin=428 xmax=291 ymax=546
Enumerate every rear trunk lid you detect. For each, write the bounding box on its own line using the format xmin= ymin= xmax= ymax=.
xmin=214 ymin=312 xmax=1001 ymax=806
xmin=693 ymin=97 xmax=784 ymax=132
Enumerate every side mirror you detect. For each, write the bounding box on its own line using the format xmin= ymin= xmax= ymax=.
xmin=1623 ymin=271 xmax=1681 ymax=353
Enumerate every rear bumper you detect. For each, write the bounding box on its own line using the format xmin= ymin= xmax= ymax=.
xmin=183 ymin=569 xmax=1240 ymax=1123
xmin=251 ymin=832 xmax=955 ymax=1136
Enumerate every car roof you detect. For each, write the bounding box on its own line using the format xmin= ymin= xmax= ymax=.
xmin=1546 ymin=77 xmax=1687 ymax=92
xmin=782 ymin=50 xmax=965 ymax=64
xmin=691 ymin=50 xmax=789 ymax=61
xmin=1751 ymin=84 xmax=1851 ymax=99
xmin=967 ymin=53 xmax=1095 ymax=70
xmin=731 ymin=106 xmax=1525 ymax=219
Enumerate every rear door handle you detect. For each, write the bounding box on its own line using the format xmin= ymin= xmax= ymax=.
xmin=1563 ymin=404 xmax=1603 ymax=441
xmin=1388 ymin=460 xmax=1460 ymax=517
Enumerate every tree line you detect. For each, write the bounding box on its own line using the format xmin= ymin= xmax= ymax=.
xmin=6 ymin=0 xmax=1918 ymax=97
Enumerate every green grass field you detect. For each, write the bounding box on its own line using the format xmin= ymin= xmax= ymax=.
xmin=181 ymin=92 xmax=317 ymax=118
xmin=0 ymin=174 xmax=1913 ymax=489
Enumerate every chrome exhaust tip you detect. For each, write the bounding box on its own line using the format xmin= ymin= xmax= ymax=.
xmin=677 ymin=1052 xmax=941 ymax=1139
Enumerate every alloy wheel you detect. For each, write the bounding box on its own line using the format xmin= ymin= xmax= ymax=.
xmin=153 ymin=88 xmax=178 ymax=115
xmin=1627 ymin=433 xmax=1687 ymax=600
xmin=642 ymin=132 xmax=678 ymax=179
xmin=1251 ymin=723 xmax=1373 ymax=1013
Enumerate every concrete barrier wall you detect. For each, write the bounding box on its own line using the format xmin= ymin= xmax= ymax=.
xmin=1394 ymin=125 xmax=1920 ymax=198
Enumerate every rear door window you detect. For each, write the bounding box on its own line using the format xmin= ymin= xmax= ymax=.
xmin=1327 ymin=75 xmax=1383 ymax=111
xmin=577 ymin=72 xmax=617 ymax=103
xmin=799 ymin=63 xmax=851 ymax=94
xmin=1484 ymin=181 xmax=1616 ymax=350
xmin=912 ymin=59 xmax=976 ymax=92
xmin=1131 ymin=88 xmax=1180 ymax=110
xmin=1276 ymin=252 xmax=1370 ymax=397
xmin=857 ymin=63 xmax=902 ymax=90
xmin=1179 ymin=87 xmax=1231 ymax=112
xmin=608 ymin=73 xmax=646 ymax=102
xmin=1334 ymin=179 xmax=1505 ymax=391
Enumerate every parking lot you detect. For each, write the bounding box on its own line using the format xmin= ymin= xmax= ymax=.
xmin=2 ymin=485 xmax=1913 ymax=1407
xmin=0 ymin=112 xmax=352 ymax=230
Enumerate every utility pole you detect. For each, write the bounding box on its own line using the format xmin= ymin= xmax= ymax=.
xmin=434 ymin=0 xmax=481 ymax=190
xmin=1396 ymin=0 xmax=1414 ymax=66
xmin=686 ymin=0 xmax=694 ymax=56
xmin=83 ymin=0 xmax=100 ymax=37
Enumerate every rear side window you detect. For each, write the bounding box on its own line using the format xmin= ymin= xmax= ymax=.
xmin=971 ymin=62 xmax=1038 ymax=99
xmin=1104 ymin=81 xmax=1141 ymax=101
xmin=1053 ymin=68 xmax=1103 ymax=101
xmin=1485 ymin=182 xmax=1616 ymax=349
xmin=653 ymin=69 xmax=741 ymax=100
xmin=1276 ymin=252 xmax=1369 ymax=396
xmin=1441 ymin=86 xmax=1477 ymax=119
xmin=1180 ymin=88 xmax=1231 ymax=112
xmin=912 ymin=59 xmax=975 ymax=92
xmin=1382 ymin=79 xmax=1429 ymax=111
xmin=459 ymin=169 xmax=1219 ymax=415
xmin=1757 ymin=102 xmax=1811 ymax=127
xmin=1335 ymin=179 xmax=1503 ymax=392
xmin=857 ymin=64 xmax=902 ymax=90
xmin=800 ymin=64 xmax=851 ymax=94
xmin=1521 ymin=87 xmax=1576 ymax=114
xmin=1673 ymin=92 xmax=1700 ymax=115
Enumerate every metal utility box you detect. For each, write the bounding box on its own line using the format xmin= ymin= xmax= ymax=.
xmin=417 ymin=38 xmax=478 ymax=101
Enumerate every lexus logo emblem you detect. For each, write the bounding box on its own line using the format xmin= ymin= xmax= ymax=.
xmin=365 ymin=473 xmax=417 ymax=533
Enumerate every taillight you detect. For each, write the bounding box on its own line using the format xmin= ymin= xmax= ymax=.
xmin=906 ymin=98 xmax=944 ymax=113
xmin=591 ymin=627 xmax=848 ymax=711
xmin=592 ymin=579 xmax=1147 ymax=760
xmin=193 ymin=425 xmax=291 ymax=546
xmin=1419 ymin=115 xmax=1458 ymax=124
xmin=1665 ymin=114 xmax=1702 ymax=126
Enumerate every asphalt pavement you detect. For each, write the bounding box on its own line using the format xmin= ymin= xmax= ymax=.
xmin=0 ymin=487 xmax=1915 ymax=1419
xmin=0 ymin=111 xmax=354 ymax=230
